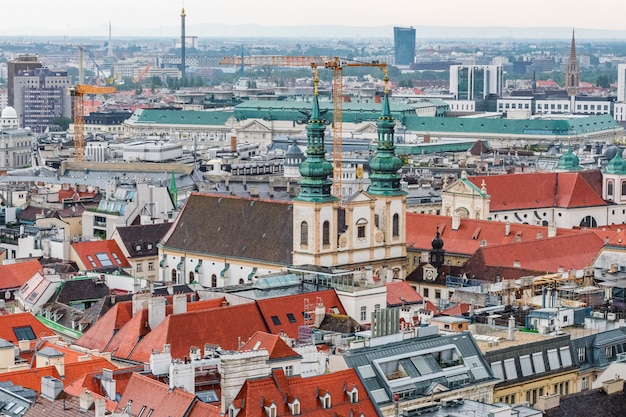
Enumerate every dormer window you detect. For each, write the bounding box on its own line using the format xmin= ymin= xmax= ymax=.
xmin=288 ymin=399 xmax=300 ymax=416
xmin=348 ymin=386 xmax=358 ymax=403
xmin=319 ymin=392 xmax=331 ymax=409
xmin=228 ymin=404 xmax=241 ymax=417
xmin=264 ymin=403 xmax=277 ymax=417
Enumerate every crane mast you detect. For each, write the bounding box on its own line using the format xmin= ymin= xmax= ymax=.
xmin=219 ymin=56 xmax=387 ymax=202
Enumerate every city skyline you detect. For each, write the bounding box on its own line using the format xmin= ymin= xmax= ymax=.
xmin=2 ymin=0 xmax=626 ymax=38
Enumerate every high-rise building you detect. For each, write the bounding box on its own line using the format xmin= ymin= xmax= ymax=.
xmin=7 ymin=54 xmax=42 ymax=107
xmin=13 ymin=67 xmax=72 ymax=133
xmin=449 ymin=65 xmax=503 ymax=100
xmin=393 ymin=27 xmax=416 ymax=66
xmin=617 ymin=63 xmax=626 ymax=103
xmin=565 ymin=29 xmax=580 ymax=97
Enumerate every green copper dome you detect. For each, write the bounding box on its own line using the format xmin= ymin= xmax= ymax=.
xmin=295 ymin=90 xmax=337 ymax=203
xmin=556 ymin=147 xmax=582 ymax=171
xmin=367 ymin=91 xmax=406 ymax=196
xmin=604 ymin=150 xmax=626 ymax=175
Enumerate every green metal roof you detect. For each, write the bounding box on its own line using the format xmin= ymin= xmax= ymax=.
xmin=403 ymin=114 xmax=620 ymax=136
xmin=234 ymin=99 xmax=416 ymax=123
xmin=128 ymin=108 xmax=233 ymax=126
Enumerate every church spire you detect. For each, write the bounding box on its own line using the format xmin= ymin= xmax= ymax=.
xmin=565 ymin=29 xmax=580 ymax=97
xmin=295 ymin=71 xmax=336 ymax=202
xmin=367 ymin=72 xmax=406 ymax=196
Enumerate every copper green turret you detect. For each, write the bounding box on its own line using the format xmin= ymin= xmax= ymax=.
xmin=367 ymin=88 xmax=406 ymax=196
xmin=169 ymin=171 xmax=178 ymax=206
xmin=294 ymin=74 xmax=336 ymax=202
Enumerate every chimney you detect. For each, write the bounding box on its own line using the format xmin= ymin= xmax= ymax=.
xmin=169 ymin=359 xmax=195 ymax=394
xmin=314 ymin=302 xmax=326 ymax=328
xmin=101 ymin=368 xmax=116 ymax=400
xmin=40 ymin=376 xmax=64 ymax=400
xmin=132 ymin=292 xmax=151 ymax=316
xmin=149 ymin=344 xmax=172 ymax=376
xmin=95 ymin=398 xmax=106 ymax=417
xmin=548 ymin=223 xmax=557 ymax=238
xmin=79 ymin=390 xmax=94 ymax=412
xmin=452 ymin=213 xmax=461 ymax=231
xmin=148 ymin=296 xmax=166 ymax=330
xmin=172 ymin=293 xmax=187 ymax=315
xmin=36 ymin=348 xmax=65 ymax=377
xmin=505 ymin=221 xmax=510 ymax=236
xmin=508 ymin=315 xmax=516 ymax=341
xmin=0 ymin=339 xmax=15 ymax=370
xmin=189 ymin=346 xmax=201 ymax=361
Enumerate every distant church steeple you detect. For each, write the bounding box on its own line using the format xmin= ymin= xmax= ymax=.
xmin=367 ymin=74 xmax=406 ymax=196
xmin=565 ymin=29 xmax=580 ymax=97
xmin=295 ymin=72 xmax=336 ymax=202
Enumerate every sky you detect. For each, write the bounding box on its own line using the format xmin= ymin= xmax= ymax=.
xmin=2 ymin=0 xmax=626 ymax=37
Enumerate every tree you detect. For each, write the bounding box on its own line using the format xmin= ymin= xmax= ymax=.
xmin=52 ymin=116 xmax=71 ymax=131
xmin=596 ymin=75 xmax=610 ymax=88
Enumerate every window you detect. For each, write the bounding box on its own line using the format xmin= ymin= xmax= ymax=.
xmin=608 ymin=181 xmax=614 ymax=197
xmin=211 ymin=274 xmax=217 ymax=287
xmin=148 ymin=261 xmax=155 ymax=271
xmin=96 ymin=253 xmax=113 ymax=267
xmin=392 ymin=213 xmax=399 ymax=237
xmin=374 ymin=304 xmax=381 ymax=312
xmin=13 ymin=325 xmax=36 ymax=340
xmin=291 ymin=401 xmax=300 ymax=415
xmin=300 ymin=221 xmax=308 ymax=246
xmin=285 ymin=365 xmax=293 ymax=376
xmin=357 ymin=219 xmax=367 ymax=239
xmin=171 ymin=269 xmax=177 ymax=283
xmin=578 ymin=347 xmax=586 ymax=362
xmin=271 ymin=315 xmax=281 ymax=325
xmin=349 ymin=388 xmax=358 ymax=403
xmin=136 ymin=263 xmax=143 ymax=272
xmin=287 ymin=313 xmax=297 ymax=323
xmin=86 ymin=255 xmax=97 ymax=268
xmin=435 ymin=290 xmax=441 ymax=299
xmin=423 ymin=288 xmax=429 ymax=298
xmin=321 ymin=394 xmax=331 ymax=409
xmin=322 ymin=221 xmax=330 ymax=245
xmin=360 ymin=306 xmax=367 ymax=321
xmin=188 ymin=271 xmax=195 ymax=283
xmin=112 ymin=253 xmax=122 ymax=265
xmin=622 ymin=181 xmax=626 ymax=196
xmin=605 ymin=346 xmax=613 ymax=358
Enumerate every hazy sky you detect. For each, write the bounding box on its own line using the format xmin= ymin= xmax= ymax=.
xmin=2 ymin=0 xmax=626 ymax=37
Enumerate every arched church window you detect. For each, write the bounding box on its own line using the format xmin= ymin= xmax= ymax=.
xmin=356 ymin=219 xmax=367 ymax=239
xmin=188 ymin=271 xmax=194 ymax=283
xmin=608 ymin=180 xmax=614 ymax=197
xmin=621 ymin=180 xmax=626 ymax=197
xmin=322 ymin=221 xmax=330 ymax=245
xmin=211 ymin=274 xmax=217 ymax=288
xmin=392 ymin=213 xmax=400 ymax=237
xmin=579 ymin=216 xmax=597 ymax=228
xmin=300 ymin=221 xmax=308 ymax=246
xmin=171 ymin=269 xmax=177 ymax=283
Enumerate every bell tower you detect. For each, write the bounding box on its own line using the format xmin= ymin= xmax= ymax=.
xmin=565 ymin=29 xmax=580 ymax=97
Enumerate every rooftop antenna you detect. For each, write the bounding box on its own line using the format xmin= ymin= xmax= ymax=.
xmin=240 ymin=45 xmax=245 ymax=78
xmin=107 ymin=21 xmax=113 ymax=57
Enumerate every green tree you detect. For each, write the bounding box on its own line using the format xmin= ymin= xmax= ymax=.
xmin=52 ymin=116 xmax=71 ymax=131
xmin=596 ymin=75 xmax=610 ymax=88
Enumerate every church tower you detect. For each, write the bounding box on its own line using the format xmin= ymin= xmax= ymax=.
xmin=292 ymin=73 xmax=339 ymax=266
xmin=365 ymin=76 xmax=408 ymax=278
xmin=565 ymin=29 xmax=580 ymax=97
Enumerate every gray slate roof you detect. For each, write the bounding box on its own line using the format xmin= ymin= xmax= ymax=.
xmin=161 ymin=193 xmax=294 ymax=265
xmin=115 ymin=223 xmax=173 ymax=258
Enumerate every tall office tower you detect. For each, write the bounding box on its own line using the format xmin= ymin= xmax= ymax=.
xmin=565 ymin=29 xmax=580 ymax=97
xmin=617 ymin=64 xmax=626 ymax=103
xmin=449 ymin=65 xmax=503 ymax=100
xmin=7 ymin=54 xmax=42 ymax=107
xmin=393 ymin=27 xmax=416 ymax=66
xmin=13 ymin=67 xmax=72 ymax=133
xmin=180 ymin=6 xmax=186 ymax=79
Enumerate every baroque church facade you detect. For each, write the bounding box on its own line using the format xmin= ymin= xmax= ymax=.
xmin=158 ymin=81 xmax=408 ymax=287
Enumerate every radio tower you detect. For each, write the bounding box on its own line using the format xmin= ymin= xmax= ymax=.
xmin=180 ymin=3 xmax=186 ymax=81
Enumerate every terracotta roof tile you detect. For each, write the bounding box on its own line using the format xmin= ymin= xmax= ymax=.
xmin=0 ymin=312 xmax=53 ymax=343
xmin=385 ymin=281 xmax=423 ymax=306
xmin=233 ymin=368 xmax=378 ymax=417
xmin=255 ymin=290 xmax=346 ymax=339
xmin=0 ymin=259 xmax=43 ymax=290
xmin=238 ymin=331 xmax=300 ymax=360
xmin=71 ymin=240 xmax=130 ymax=270
xmin=77 ymin=302 xmax=132 ymax=352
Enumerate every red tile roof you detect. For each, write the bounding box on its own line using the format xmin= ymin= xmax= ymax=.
xmin=466 ymin=231 xmax=605 ymax=277
xmin=439 ymin=303 xmax=472 ymax=316
xmin=0 ymin=259 xmax=43 ymax=291
xmin=467 ymin=171 xmax=605 ymax=211
xmin=406 ymin=213 xmax=584 ymax=256
xmin=233 ymin=368 xmax=378 ymax=417
xmin=76 ymin=302 xmax=133 ymax=352
xmin=128 ymin=303 xmax=269 ymax=363
xmin=385 ymin=281 xmax=423 ymax=306
xmin=116 ymin=373 xmax=197 ymax=417
xmin=0 ymin=357 xmax=114 ymax=393
xmin=255 ymin=290 xmax=346 ymax=339
xmin=0 ymin=312 xmax=53 ymax=343
xmin=71 ymin=240 xmax=131 ymax=270
xmin=238 ymin=331 xmax=300 ymax=360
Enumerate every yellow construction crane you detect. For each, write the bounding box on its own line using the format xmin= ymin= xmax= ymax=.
xmin=69 ymin=84 xmax=116 ymax=162
xmin=219 ymin=56 xmax=387 ymax=201
xmin=134 ymin=64 xmax=152 ymax=83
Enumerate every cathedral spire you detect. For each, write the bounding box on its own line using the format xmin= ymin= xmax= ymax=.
xmin=565 ymin=29 xmax=580 ymax=97
xmin=367 ymin=73 xmax=406 ymax=196
xmin=294 ymin=71 xmax=336 ymax=202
